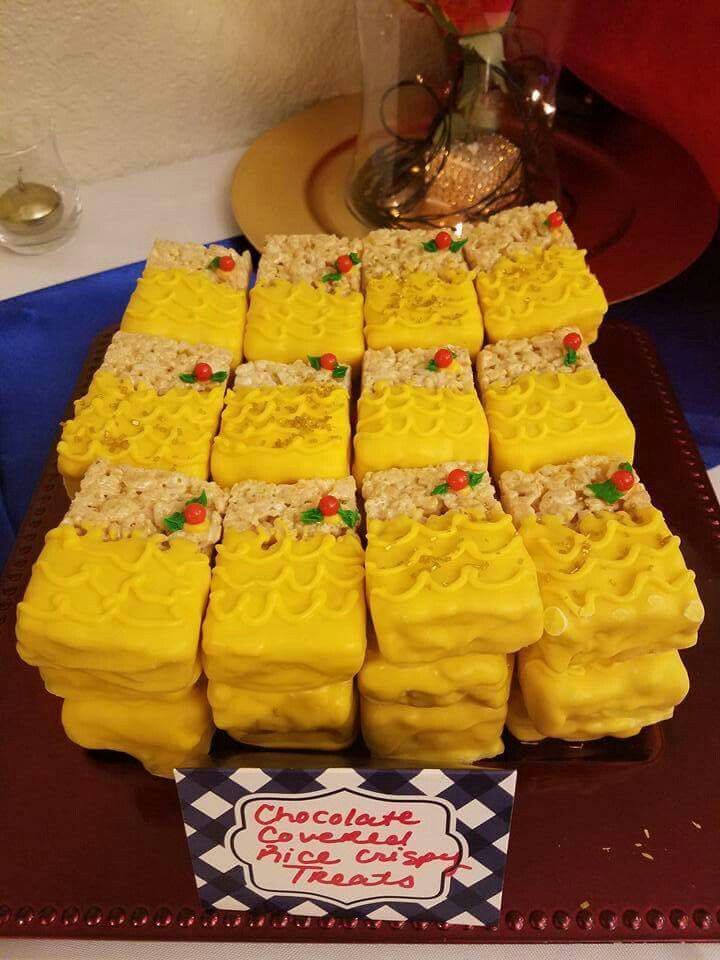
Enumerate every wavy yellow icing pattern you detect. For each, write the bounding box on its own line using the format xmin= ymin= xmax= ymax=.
xmin=476 ymin=246 xmax=607 ymax=344
xmin=483 ymin=368 xmax=635 ymax=474
xmin=244 ymin=280 xmax=365 ymax=369
xmin=364 ymin=270 xmax=483 ymax=355
xmin=518 ymin=508 xmax=703 ymax=671
xmin=353 ymin=384 xmax=489 ymax=482
xmin=122 ymin=268 xmax=246 ymax=365
xmin=57 ymin=371 xmax=225 ymax=481
xmin=61 ymin=682 xmax=213 ymax=777
xmin=361 ymin=696 xmax=506 ymax=763
xmin=366 ymin=510 xmax=543 ymax=662
xmin=517 ymin=646 xmax=689 ymax=741
xmin=359 ymin=646 xmax=511 ymax=709
xmin=208 ymin=679 xmax=357 ymax=750
xmin=211 ymin=383 xmax=350 ymax=487
xmin=202 ymin=526 xmax=366 ymax=690
xmin=17 ymin=525 xmax=209 ymax=679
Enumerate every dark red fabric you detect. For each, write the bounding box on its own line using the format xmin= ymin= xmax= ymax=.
xmin=565 ymin=0 xmax=720 ymax=196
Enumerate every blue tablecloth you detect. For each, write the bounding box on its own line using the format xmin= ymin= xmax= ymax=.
xmin=1 ymin=232 xmax=718 ymax=570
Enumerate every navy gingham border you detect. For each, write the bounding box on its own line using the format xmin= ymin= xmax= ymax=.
xmin=175 ymin=767 xmax=517 ymax=926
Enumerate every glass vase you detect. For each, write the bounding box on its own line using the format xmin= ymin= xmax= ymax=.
xmin=348 ymin=0 xmax=576 ymax=230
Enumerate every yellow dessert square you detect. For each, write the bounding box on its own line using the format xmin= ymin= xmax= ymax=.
xmin=364 ymin=272 xmax=483 ymax=356
xmin=359 ymin=645 xmax=512 ymax=709
xmin=122 ymin=240 xmax=251 ymax=366
xmin=500 ymin=458 xmax=705 ymax=671
xmin=244 ymin=233 xmax=365 ymax=370
xmin=211 ymin=360 xmax=351 ymax=487
xmin=202 ymin=478 xmax=366 ymax=690
xmin=57 ymin=333 xmax=230 ymax=494
xmin=207 ymin=679 xmax=357 ymax=751
xmin=361 ymin=697 xmax=506 ymax=764
xmin=61 ymin=682 xmax=214 ymax=777
xmin=362 ymin=464 xmax=544 ymax=663
xmin=476 ymin=246 xmax=607 ymax=344
xmin=353 ymin=346 xmax=488 ymax=483
xmin=517 ymin=646 xmax=689 ymax=741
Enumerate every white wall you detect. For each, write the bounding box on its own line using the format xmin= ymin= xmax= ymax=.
xmin=1 ymin=0 xmax=361 ymax=182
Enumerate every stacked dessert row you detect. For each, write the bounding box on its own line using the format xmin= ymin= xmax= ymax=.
xmin=15 ymin=204 xmax=704 ymax=776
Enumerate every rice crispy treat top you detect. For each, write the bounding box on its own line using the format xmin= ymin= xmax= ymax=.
xmin=463 ymin=202 xmax=576 ymax=274
xmin=499 ymin=456 xmax=652 ymax=526
xmin=99 ymin=331 xmax=232 ymax=396
xmin=362 ymin=345 xmax=475 ymax=393
xmin=233 ymin=358 xmax=351 ymax=393
xmin=145 ymin=239 xmax=251 ymax=292
xmin=362 ymin=228 xmax=471 ymax=281
xmin=363 ymin=462 xmax=501 ymax=522
xmin=225 ymin=477 xmax=359 ymax=539
xmin=256 ymin=234 xmax=363 ymax=294
xmin=477 ymin=326 xmax=596 ymax=391
xmin=62 ymin=461 xmax=227 ymax=552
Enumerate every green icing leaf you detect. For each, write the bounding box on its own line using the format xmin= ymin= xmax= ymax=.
xmin=179 ymin=373 xmax=196 ymax=383
xmin=422 ymin=240 xmax=438 ymax=252
xmin=301 ymin=507 xmax=324 ymax=524
xmin=349 ymin=252 xmax=361 ymax=264
xmin=163 ymin=511 xmax=186 ymax=532
xmin=307 ymin=355 xmax=321 ymax=370
xmin=208 ymin=256 xmax=220 ymax=270
xmin=563 ymin=348 xmax=577 ymax=366
xmin=431 ymin=482 xmax=450 ymax=496
xmin=186 ymin=490 xmax=208 ymax=508
xmin=618 ymin=462 xmax=633 ymax=472
xmin=426 ymin=359 xmax=439 ymax=371
xmin=210 ymin=370 xmax=228 ymax=382
xmin=322 ymin=271 xmax=342 ymax=283
xmin=332 ymin=365 xmax=348 ymax=379
xmin=339 ymin=508 xmax=359 ymax=529
xmin=587 ymin=480 xmax=623 ymax=504
xmin=450 ymin=237 xmax=468 ymax=253
xmin=468 ymin=471 xmax=485 ymax=487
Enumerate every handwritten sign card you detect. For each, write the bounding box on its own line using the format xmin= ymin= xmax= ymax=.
xmin=175 ymin=767 xmax=517 ymax=926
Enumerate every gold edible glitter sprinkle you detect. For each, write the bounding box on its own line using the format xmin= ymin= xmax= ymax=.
xmin=641 ymin=852 xmax=654 ymax=861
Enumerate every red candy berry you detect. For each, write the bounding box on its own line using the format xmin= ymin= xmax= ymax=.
xmin=193 ymin=362 xmax=212 ymax=382
xmin=319 ymin=495 xmax=340 ymax=516
xmin=611 ymin=469 xmax=635 ymax=492
xmin=184 ymin=503 xmax=207 ymax=525
xmin=320 ymin=353 xmax=338 ymax=371
xmin=336 ymin=255 xmax=353 ymax=274
xmin=447 ymin=469 xmax=469 ymax=491
xmin=563 ymin=332 xmax=582 ymax=351
xmin=435 ymin=231 xmax=452 ymax=250
xmin=218 ymin=255 xmax=235 ymax=272
xmin=547 ymin=210 xmax=564 ymax=229
xmin=434 ymin=348 xmax=454 ymax=369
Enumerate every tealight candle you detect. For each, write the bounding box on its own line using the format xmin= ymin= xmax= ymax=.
xmin=0 ymin=175 xmax=63 ymax=235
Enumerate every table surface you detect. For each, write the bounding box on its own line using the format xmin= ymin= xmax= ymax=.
xmin=0 ymin=152 xmax=718 ymax=958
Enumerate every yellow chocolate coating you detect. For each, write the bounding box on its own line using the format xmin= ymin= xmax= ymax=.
xmin=38 ymin=660 xmax=203 ymax=701
xmin=483 ymin=369 xmax=635 ymax=476
xmin=359 ymin=646 xmax=511 ymax=709
xmin=364 ymin=271 xmax=483 ymax=356
xmin=353 ymin=385 xmax=489 ymax=483
xmin=202 ymin=527 xmax=366 ymax=690
xmin=57 ymin=371 xmax=225 ymax=483
xmin=518 ymin=508 xmax=704 ymax=672
xmin=62 ymin=682 xmax=214 ymax=777
xmin=365 ymin=511 xmax=543 ymax=662
xmin=476 ymin=247 xmax=607 ymax=344
xmin=244 ymin=281 xmax=364 ymax=370
xmin=211 ymin=384 xmax=350 ymax=487
xmin=361 ymin=696 xmax=506 ymax=764
xmin=17 ymin=525 xmax=209 ymax=687
xmin=517 ymin=645 xmax=689 ymax=741
xmin=208 ymin=679 xmax=358 ymax=751
xmin=122 ymin=268 xmax=246 ymax=366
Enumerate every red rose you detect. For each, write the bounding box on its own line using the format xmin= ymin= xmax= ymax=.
xmin=410 ymin=0 xmax=514 ymax=35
